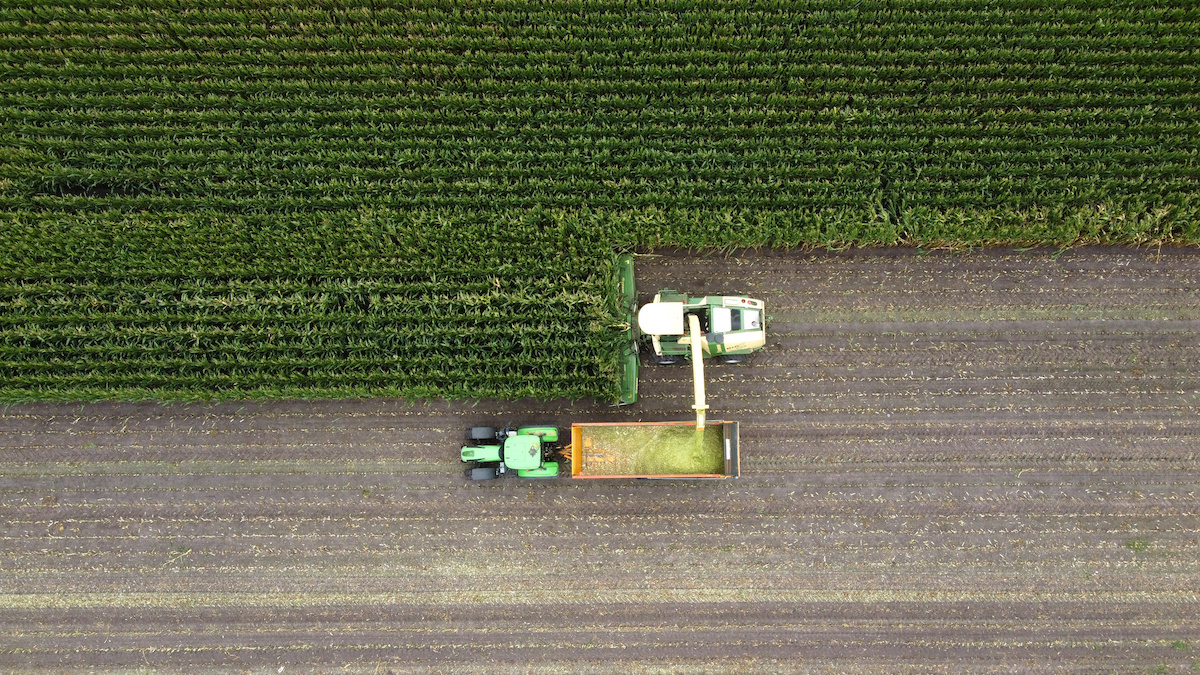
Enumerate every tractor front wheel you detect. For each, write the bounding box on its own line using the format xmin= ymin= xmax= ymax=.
xmin=467 ymin=426 xmax=498 ymax=441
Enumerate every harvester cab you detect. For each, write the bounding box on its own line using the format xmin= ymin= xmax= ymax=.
xmin=610 ymin=253 xmax=767 ymax=409
xmin=460 ymin=426 xmax=562 ymax=481
xmin=636 ymin=291 xmax=766 ymax=430
xmin=637 ymin=292 xmax=767 ymax=365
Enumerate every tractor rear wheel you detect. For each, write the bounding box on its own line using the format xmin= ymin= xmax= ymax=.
xmin=467 ymin=426 xmax=497 ymax=441
xmin=467 ymin=466 xmax=499 ymax=481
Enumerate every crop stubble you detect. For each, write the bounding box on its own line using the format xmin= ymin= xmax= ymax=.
xmin=0 ymin=248 xmax=1197 ymax=672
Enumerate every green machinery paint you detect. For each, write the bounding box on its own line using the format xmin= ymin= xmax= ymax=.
xmin=615 ymin=253 xmax=639 ymax=406
xmin=502 ymin=434 xmax=542 ymax=471
xmin=516 ymin=426 xmax=559 ymax=443
xmin=516 ymin=462 xmax=559 ymax=478
xmin=460 ymin=444 xmax=501 ymax=463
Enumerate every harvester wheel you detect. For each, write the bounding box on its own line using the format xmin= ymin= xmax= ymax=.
xmin=720 ymin=355 xmax=746 ymax=365
xmin=653 ymin=354 xmax=681 ymax=365
xmin=467 ymin=467 xmax=499 ymax=481
xmin=467 ymin=426 xmax=497 ymax=441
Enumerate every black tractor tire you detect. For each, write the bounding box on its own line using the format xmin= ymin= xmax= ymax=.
xmin=653 ymin=354 xmax=682 ymax=366
xmin=467 ymin=466 xmax=499 ymax=481
xmin=467 ymin=426 xmax=498 ymax=441
xmin=720 ymin=354 xmax=747 ymax=365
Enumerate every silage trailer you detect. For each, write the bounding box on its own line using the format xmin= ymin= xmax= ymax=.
xmin=461 ymin=420 xmax=740 ymax=481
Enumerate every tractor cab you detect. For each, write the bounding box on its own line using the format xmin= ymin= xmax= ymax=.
xmin=637 ymin=291 xmax=766 ymax=365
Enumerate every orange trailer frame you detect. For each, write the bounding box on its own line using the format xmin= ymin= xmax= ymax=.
xmin=568 ymin=420 xmax=740 ymax=479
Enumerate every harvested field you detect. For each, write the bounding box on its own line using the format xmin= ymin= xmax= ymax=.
xmin=1 ymin=247 xmax=1198 ymax=673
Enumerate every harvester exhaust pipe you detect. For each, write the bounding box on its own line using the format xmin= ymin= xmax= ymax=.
xmin=688 ymin=313 xmax=709 ymax=429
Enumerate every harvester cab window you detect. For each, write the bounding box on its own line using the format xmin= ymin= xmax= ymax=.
xmin=742 ymin=309 xmax=760 ymax=330
xmin=712 ymin=307 xmax=733 ymax=334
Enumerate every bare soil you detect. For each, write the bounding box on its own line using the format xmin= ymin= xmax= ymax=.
xmin=1 ymin=247 xmax=1198 ymax=673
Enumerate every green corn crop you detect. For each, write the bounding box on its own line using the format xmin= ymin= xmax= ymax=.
xmin=1 ymin=1 xmax=1197 ymax=401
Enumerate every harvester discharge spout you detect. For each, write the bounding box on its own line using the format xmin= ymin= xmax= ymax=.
xmin=687 ymin=313 xmax=708 ymax=429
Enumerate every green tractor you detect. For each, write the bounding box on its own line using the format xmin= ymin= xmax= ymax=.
xmin=637 ymin=291 xmax=767 ymax=365
xmin=460 ymin=425 xmax=563 ymax=481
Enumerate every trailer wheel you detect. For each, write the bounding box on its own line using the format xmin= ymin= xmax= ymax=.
xmin=466 ymin=466 xmax=499 ymax=481
xmin=467 ymin=426 xmax=497 ymax=441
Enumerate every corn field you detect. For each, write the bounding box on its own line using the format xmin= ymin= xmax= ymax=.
xmin=2 ymin=1 xmax=1198 ymax=400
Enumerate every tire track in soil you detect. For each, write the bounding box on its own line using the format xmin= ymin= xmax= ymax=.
xmin=1 ymin=247 xmax=1198 ymax=673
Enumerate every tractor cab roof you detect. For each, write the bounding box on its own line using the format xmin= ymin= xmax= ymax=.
xmin=502 ymin=434 xmax=542 ymax=471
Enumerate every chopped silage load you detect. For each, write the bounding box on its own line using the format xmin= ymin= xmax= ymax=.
xmin=578 ymin=424 xmax=724 ymax=476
